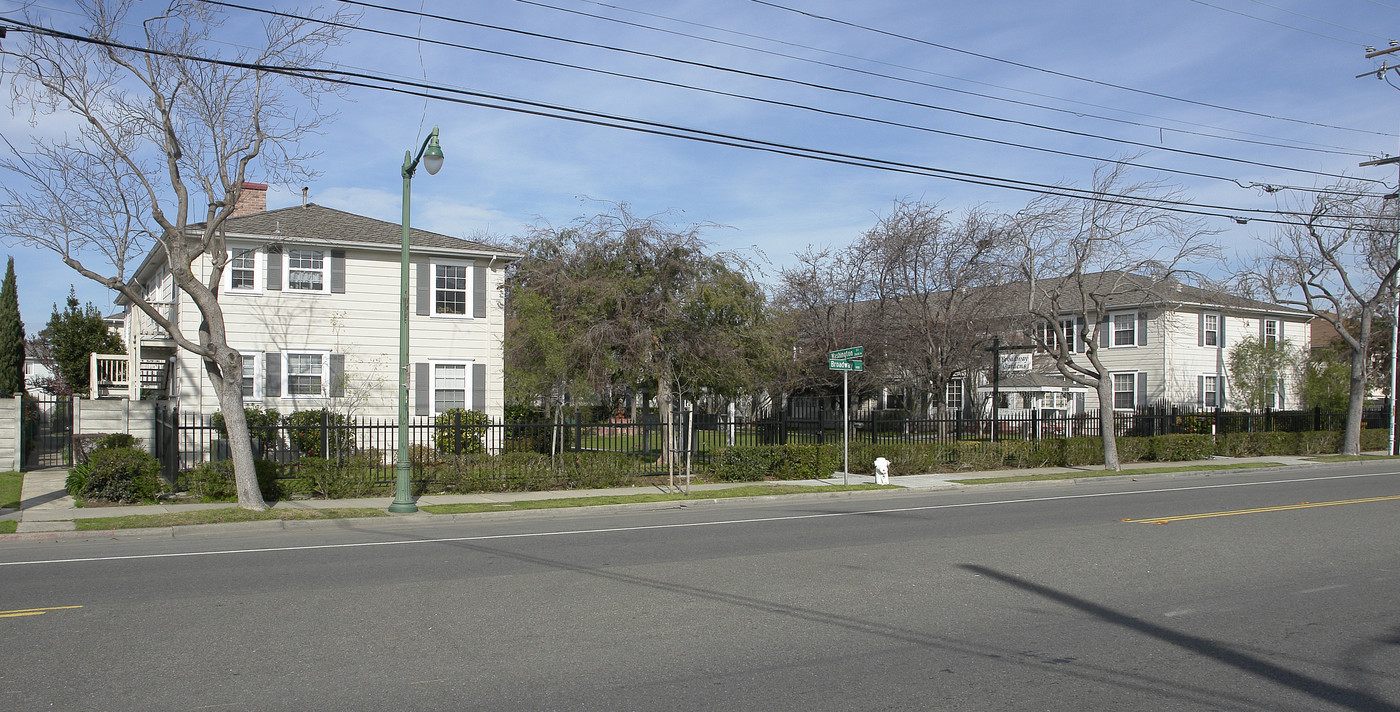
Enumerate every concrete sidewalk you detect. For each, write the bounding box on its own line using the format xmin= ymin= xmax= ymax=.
xmin=0 ymin=454 xmax=1330 ymax=536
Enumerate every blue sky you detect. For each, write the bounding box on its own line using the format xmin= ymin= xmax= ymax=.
xmin=2 ymin=0 xmax=1398 ymax=333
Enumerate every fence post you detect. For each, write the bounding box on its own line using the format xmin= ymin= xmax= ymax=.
xmin=1314 ymin=406 xmax=1321 ymax=432
xmin=779 ymin=405 xmax=788 ymax=446
xmin=817 ymin=399 xmax=825 ymax=445
xmin=1031 ymin=407 xmax=1039 ymax=441
xmin=1265 ymin=407 xmax=1273 ymax=433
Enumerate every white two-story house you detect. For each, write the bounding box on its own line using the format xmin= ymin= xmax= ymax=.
xmin=969 ymin=272 xmax=1313 ymax=415
xmin=96 ymin=183 xmax=520 ymax=423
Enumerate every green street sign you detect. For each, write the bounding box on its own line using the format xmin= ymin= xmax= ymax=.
xmin=829 ymin=359 xmax=863 ymax=372
xmin=829 ymin=346 xmax=863 ymax=360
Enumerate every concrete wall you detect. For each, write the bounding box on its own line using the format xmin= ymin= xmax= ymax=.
xmin=73 ymin=398 xmax=157 ymax=454
xmin=0 ymin=396 xmax=20 ymax=471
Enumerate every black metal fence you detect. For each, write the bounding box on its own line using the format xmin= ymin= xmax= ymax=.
xmin=156 ymin=403 xmax=1385 ymax=486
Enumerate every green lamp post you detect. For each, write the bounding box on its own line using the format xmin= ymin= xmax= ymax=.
xmin=390 ymin=126 xmax=444 ymax=513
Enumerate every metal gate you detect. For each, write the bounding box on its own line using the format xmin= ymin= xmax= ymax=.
xmin=22 ymin=396 xmax=72 ymax=469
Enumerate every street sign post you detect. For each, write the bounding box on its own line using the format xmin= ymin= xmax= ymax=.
xmin=827 ymin=348 xmax=863 ymax=484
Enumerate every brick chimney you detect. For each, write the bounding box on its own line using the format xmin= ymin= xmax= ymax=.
xmin=231 ymin=181 xmax=268 ymax=217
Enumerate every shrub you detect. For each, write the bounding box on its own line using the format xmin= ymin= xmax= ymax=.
xmin=182 ymin=459 xmax=285 ymax=501
xmin=65 ymin=462 xmax=92 ymax=497
xmin=94 ymin=433 xmax=139 ymax=450
xmin=298 ymin=454 xmax=382 ymax=499
xmin=210 ymin=407 xmax=283 ymax=457
xmin=711 ymin=446 xmax=777 ymax=482
xmin=82 ymin=447 xmax=161 ymax=503
xmin=1062 ymin=437 xmax=1105 ymax=466
xmin=1150 ymin=434 xmax=1215 ymax=462
xmin=285 ymin=409 xmax=354 ymax=459
xmin=1115 ymin=437 xmax=1153 ymax=463
xmin=434 ymin=408 xmax=490 ymax=455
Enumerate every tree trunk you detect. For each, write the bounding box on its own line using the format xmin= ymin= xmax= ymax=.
xmin=204 ymin=352 xmax=266 ymax=511
xmin=1341 ymin=347 xmax=1368 ymax=456
xmin=1097 ymin=378 xmax=1121 ymax=471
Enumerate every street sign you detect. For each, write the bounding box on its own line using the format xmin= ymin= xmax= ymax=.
xmin=829 ymin=346 xmax=863 ymax=360
xmin=829 ymin=359 xmax=863 ymax=371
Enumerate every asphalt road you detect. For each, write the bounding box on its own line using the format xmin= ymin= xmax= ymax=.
xmin=2 ymin=462 xmax=1398 ymax=711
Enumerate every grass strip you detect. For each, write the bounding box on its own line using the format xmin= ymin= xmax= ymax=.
xmin=0 ymin=471 xmax=21 ymax=511
xmin=1306 ymin=454 xmax=1400 ymax=462
xmin=421 ymin=483 xmax=896 ymax=515
xmin=948 ymin=462 xmax=1287 ymax=485
xmin=0 ymin=521 xmax=16 ymax=534
xmin=73 ymin=507 xmax=387 ymax=531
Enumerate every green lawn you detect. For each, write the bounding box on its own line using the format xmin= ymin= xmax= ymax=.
xmin=947 ymin=461 xmax=1287 ymax=484
xmin=421 ymin=483 xmax=895 ymax=515
xmin=0 ymin=521 xmax=16 ymax=534
xmin=73 ymin=507 xmax=387 ymax=531
xmin=0 ymin=471 xmax=21 ymax=511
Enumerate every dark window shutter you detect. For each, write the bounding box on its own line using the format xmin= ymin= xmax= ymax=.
xmin=1219 ymin=314 xmax=1226 ymax=346
xmin=1098 ymin=314 xmax=1109 ymax=348
xmin=472 ymin=363 xmax=486 ymax=412
xmin=1198 ymin=313 xmax=1205 ymax=348
xmin=1278 ymin=321 xmax=1285 ymax=342
xmin=474 ymin=261 xmax=487 ymax=319
xmin=265 ymin=352 xmax=280 ymax=397
xmin=267 ymin=248 xmax=282 ymax=291
xmin=331 ymin=250 xmax=346 ymax=294
xmin=415 ymin=362 xmax=429 ymax=415
xmin=1074 ymin=392 xmax=1085 ymax=413
xmin=329 ymin=354 xmax=345 ymax=397
xmin=416 ymin=262 xmax=430 ymax=316
xmin=1074 ymin=317 xmax=1085 ymax=353
xmin=1137 ymin=312 xmax=1148 ymax=346
xmin=1198 ymin=375 xmax=1206 ymax=407
xmin=1136 ymin=372 xmax=1148 ymax=408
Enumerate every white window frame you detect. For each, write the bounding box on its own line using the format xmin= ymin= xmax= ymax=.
xmin=1202 ymin=374 xmax=1219 ymax=408
xmin=429 ymin=360 xmax=473 ymax=415
xmin=1111 ymin=311 xmax=1138 ymax=347
xmin=1203 ymin=312 xmax=1220 ymax=347
xmin=944 ymin=378 xmax=964 ymax=411
xmin=241 ymin=351 xmax=263 ymax=401
xmin=1264 ymin=318 xmax=1280 ymax=346
xmin=1060 ymin=317 xmax=1077 ymax=353
xmin=284 ymin=248 xmax=330 ymax=294
xmin=225 ymin=246 xmax=264 ymax=294
xmin=283 ymin=350 xmax=329 ymax=398
xmin=431 ymin=260 xmax=474 ymax=318
xmin=1112 ymin=372 xmax=1137 ymax=410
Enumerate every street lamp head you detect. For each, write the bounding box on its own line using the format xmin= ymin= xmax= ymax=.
xmin=423 ymin=131 xmax=444 ymax=176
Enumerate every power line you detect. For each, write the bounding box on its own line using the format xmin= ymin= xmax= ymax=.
xmin=2 ymin=15 xmax=1356 ymax=229
xmin=1187 ymin=0 xmax=1388 ymax=44
xmin=186 ymin=0 xmax=1373 ymax=196
xmin=750 ymin=0 xmax=1393 ymax=138
xmin=314 ymin=0 xmax=1383 ymax=188
xmin=539 ymin=0 xmax=1372 ymax=157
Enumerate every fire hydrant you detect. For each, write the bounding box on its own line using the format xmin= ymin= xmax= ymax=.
xmin=873 ymin=456 xmax=891 ymax=485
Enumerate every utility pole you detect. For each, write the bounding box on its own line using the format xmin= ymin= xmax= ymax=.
xmin=1359 ymin=43 xmax=1400 ymax=454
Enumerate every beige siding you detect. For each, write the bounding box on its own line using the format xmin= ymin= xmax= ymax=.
xmin=168 ymin=244 xmax=508 ymax=421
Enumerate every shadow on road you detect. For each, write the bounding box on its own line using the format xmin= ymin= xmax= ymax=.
xmin=961 ymin=563 xmax=1400 ymax=712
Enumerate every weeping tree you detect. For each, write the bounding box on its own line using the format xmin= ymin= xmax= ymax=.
xmin=0 ymin=1 xmax=353 ymax=509
xmin=507 ymin=204 xmax=776 ymax=466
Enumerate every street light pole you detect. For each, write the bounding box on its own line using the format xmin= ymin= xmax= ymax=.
xmin=390 ymin=126 xmax=444 ymax=514
xmin=1359 ymin=151 xmax=1400 ymax=456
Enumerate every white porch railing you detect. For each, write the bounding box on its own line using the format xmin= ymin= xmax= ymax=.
xmin=90 ymin=353 xmax=133 ymax=400
xmin=132 ymin=301 xmax=176 ymax=339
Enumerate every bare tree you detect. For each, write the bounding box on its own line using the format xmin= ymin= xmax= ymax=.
xmin=1009 ymin=163 xmax=1217 ymax=470
xmin=0 ymin=1 xmax=352 ymax=509
xmin=859 ymin=200 xmax=1008 ymax=415
xmin=1246 ymin=184 xmax=1398 ymax=455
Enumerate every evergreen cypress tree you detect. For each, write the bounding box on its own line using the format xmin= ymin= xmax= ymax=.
xmin=0 ymin=257 xmax=26 ymax=396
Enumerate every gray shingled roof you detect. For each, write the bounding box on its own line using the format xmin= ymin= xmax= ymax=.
xmin=975 ymin=270 xmax=1308 ymax=318
xmin=201 ymin=203 xmax=516 ymax=255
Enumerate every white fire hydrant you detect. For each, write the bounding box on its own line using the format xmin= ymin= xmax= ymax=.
xmin=873 ymin=456 xmax=891 ymax=485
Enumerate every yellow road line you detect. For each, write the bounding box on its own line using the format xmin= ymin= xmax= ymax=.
xmin=1123 ymin=494 xmax=1400 ymax=524
xmin=0 ymin=605 xmax=83 ymax=618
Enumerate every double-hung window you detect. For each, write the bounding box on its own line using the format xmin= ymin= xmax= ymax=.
xmin=1203 ymin=313 xmax=1220 ymax=347
xmin=1112 ymin=313 xmax=1137 ymax=347
xmin=241 ymin=351 xmax=263 ymax=400
xmin=944 ymin=378 xmax=964 ymax=411
xmin=435 ymin=263 xmax=470 ymax=316
xmin=1202 ymin=374 xmax=1219 ymax=408
xmin=432 ymin=363 xmax=468 ymax=413
xmin=1264 ymin=319 xmax=1280 ymax=345
xmin=1113 ymin=372 xmax=1137 ymax=410
xmin=284 ymin=351 xmax=327 ymax=397
xmin=286 ymin=249 xmax=328 ymax=292
xmin=227 ymin=247 xmax=263 ymax=292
